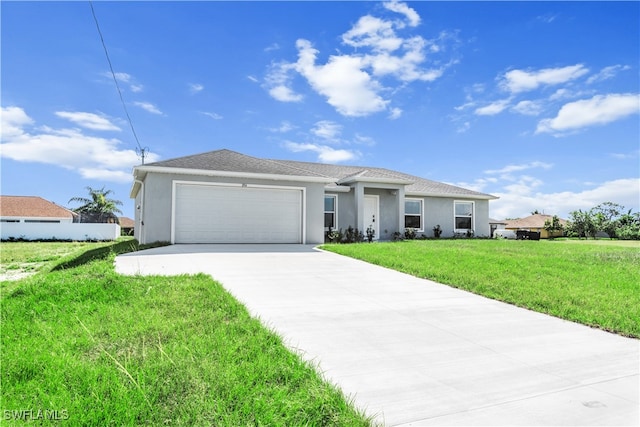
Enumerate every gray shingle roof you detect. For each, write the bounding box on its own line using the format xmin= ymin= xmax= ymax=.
xmin=270 ymin=158 xmax=494 ymax=198
xmin=146 ymin=149 xmax=325 ymax=178
xmin=143 ymin=149 xmax=496 ymax=199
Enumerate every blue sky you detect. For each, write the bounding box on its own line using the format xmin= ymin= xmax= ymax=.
xmin=2 ymin=1 xmax=639 ymax=220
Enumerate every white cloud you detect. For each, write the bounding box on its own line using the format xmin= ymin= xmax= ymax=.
xmin=474 ymin=99 xmax=511 ymax=116
xmin=0 ymin=106 xmax=156 ymax=183
xmin=490 ymin=178 xmax=640 ymax=220
xmin=78 ymin=168 xmax=132 ymax=182
xmin=610 ymin=150 xmax=639 ymax=160
xmin=500 ymin=64 xmax=589 ymax=94
xmin=189 ymin=83 xmax=204 ymax=94
xmin=473 ymin=158 xmax=638 ymax=219
xmin=311 ymin=120 xmax=342 ymax=140
xmin=388 ymin=107 xmax=402 ymax=119
xmin=456 ymin=121 xmax=471 ymax=133
xmin=55 ymin=111 xmax=121 ymax=131
xmin=342 ymin=15 xmax=402 ymax=52
xmin=485 ymin=161 xmax=553 ymax=175
xmin=1 ymin=106 xmax=34 ymax=138
xmin=586 ymin=65 xmax=631 ymax=85
xmin=265 ymin=61 xmax=303 ymax=102
xmin=201 ymin=111 xmax=222 ymax=120
xmin=269 ymin=121 xmax=295 ymax=133
xmin=354 ymin=133 xmax=376 ymax=146
xmin=264 ymin=2 xmax=454 ymax=117
xmin=536 ymin=93 xmax=640 ymax=135
xmin=283 ymin=141 xmax=358 ymax=163
xmin=536 ymin=14 xmax=558 ymax=24
xmin=295 ymin=39 xmax=388 ymax=116
xmin=511 ymin=100 xmax=544 ymax=116
xmin=133 ymin=101 xmax=163 ymax=115
xmin=106 ymin=71 xmax=144 ymax=92
xmin=383 ymin=0 xmax=421 ymax=27
xmin=269 ymin=85 xmax=304 ymax=102
xmin=247 ymin=75 xmax=259 ymax=83
xmin=264 ymin=43 xmax=280 ymax=52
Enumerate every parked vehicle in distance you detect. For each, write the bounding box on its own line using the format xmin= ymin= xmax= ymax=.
xmin=494 ymin=229 xmax=517 ymax=239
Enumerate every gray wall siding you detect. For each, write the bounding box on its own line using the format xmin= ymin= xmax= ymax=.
xmin=139 ymin=172 xmax=326 ymax=244
xmin=140 ymin=173 xmax=174 ymax=243
xmin=137 ymin=171 xmax=493 ymax=244
xmin=473 ymin=199 xmax=491 ymax=237
xmin=421 ymin=197 xmax=491 ymax=238
xmin=334 ymin=191 xmax=355 ymax=232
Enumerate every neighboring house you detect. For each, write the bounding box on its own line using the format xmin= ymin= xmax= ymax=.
xmin=0 ymin=195 xmax=120 ymax=241
xmin=0 ymin=195 xmax=76 ymax=223
xmin=504 ymin=214 xmax=567 ymax=239
xmin=130 ymin=149 xmax=498 ymax=245
xmin=119 ymin=216 xmax=135 ymax=235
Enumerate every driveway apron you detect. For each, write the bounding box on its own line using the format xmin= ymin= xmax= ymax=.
xmin=115 ymin=244 xmax=639 ymax=426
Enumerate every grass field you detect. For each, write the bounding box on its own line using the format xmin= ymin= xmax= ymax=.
xmin=0 ymin=240 xmax=121 ymax=282
xmin=1 ymin=242 xmax=370 ymax=426
xmin=323 ymin=239 xmax=640 ymax=338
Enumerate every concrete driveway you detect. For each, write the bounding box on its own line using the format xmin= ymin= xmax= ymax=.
xmin=115 ymin=244 xmax=639 ymax=426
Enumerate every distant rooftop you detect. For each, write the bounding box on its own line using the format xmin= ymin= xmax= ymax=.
xmin=504 ymin=213 xmax=568 ymax=229
xmin=0 ymin=196 xmax=75 ymax=219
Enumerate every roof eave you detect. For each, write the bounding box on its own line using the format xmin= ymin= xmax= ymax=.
xmin=324 ymin=185 xmax=352 ymax=193
xmin=132 ymin=165 xmax=334 ymax=185
xmin=337 ymin=176 xmax=414 ymax=186
xmin=406 ymin=191 xmax=499 ymax=200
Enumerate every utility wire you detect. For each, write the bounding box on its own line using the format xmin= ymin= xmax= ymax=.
xmin=89 ymin=1 xmax=148 ymax=164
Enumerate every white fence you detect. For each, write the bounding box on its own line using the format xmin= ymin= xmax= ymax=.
xmin=1 ymin=223 xmax=121 ymax=241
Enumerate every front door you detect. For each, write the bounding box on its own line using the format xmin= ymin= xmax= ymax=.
xmin=363 ymin=195 xmax=379 ymax=240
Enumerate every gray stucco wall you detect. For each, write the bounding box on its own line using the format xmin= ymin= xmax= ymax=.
xmin=327 ymin=191 xmax=491 ymax=240
xmin=134 ymin=172 xmax=492 ymax=244
xmin=420 ymin=196 xmax=491 ymax=238
xmin=135 ymin=172 xmax=326 ymax=244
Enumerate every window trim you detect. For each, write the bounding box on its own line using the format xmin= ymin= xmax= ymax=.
xmin=324 ymin=194 xmax=337 ymax=231
xmin=404 ymin=198 xmax=424 ymax=232
xmin=453 ymin=200 xmax=475 ymax=232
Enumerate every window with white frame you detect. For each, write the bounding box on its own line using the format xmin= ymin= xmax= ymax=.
xmin=404 ymin=198 xmax=423 ymax=230
xmin=324 ymin=195 xmax=337 ymax=229
xmin=454 ymin=201 xmax=474 ymax=231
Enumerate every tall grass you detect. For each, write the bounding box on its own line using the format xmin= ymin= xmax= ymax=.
xmin=1 ymin=247 xmax=370 ymax=425
xmin=323 ymin=239 xmax=640 ymax=338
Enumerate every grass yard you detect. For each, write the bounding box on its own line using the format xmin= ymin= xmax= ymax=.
xmin=1 ymin=242 xmax=370 ymax=426
xmin=323 ymin=239 xmax=640 ymax=338
xmin=0 ymin=240 xmax=123 ymax=283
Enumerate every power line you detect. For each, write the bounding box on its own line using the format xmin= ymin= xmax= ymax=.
xmin=89 ymin=1 xmax=149 ymax=164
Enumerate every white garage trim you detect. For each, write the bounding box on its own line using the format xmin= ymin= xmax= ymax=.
xmin=171 ymin=181 xmax=306 ymax=244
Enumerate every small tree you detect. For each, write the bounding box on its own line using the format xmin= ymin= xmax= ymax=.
xmin=616 ymin=211 xmax=640 ymax=240
xmin=592 ymin=202 xmax=624 ymax=238
xmin=69 ymin=186 xmax=123 ymax=223
xmin=567 ymin=209 xmax=596 ymax=239
xmin=543 ymin=215 xmax=564 ymax=239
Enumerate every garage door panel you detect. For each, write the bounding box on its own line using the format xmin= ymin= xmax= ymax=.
xmin=174 ymin=184 xmax=302 ymax=243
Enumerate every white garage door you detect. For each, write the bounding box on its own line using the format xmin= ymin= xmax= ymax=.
xmin=174 ymin=183 xmax=303 ymax=243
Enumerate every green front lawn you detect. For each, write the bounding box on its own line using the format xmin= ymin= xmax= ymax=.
xmin=322 ymin=239 xmax=640 ymax=338
xmin=1 ymin=243 xmax=370 ymax=426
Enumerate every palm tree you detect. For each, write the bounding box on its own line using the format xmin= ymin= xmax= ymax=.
xmin=69 ymin=186 xmax=123 ymax=223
